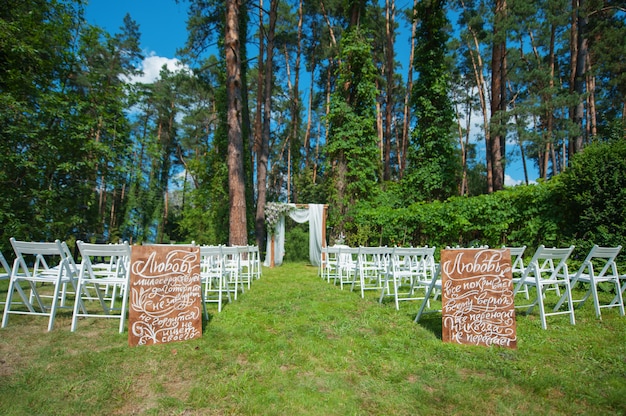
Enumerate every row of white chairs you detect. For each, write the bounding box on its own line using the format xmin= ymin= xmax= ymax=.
xmin=1 ymin=239 xmax=132 ymax=332
xmin=416 ymin=244 xmax=625 ymax=329
xmin=0 ymin=240 xmax=261 ymax=332
xmin=320 ymin=245 xmax=438 ymax=310
xmin=199 ymin=245 xmax=262 ymax=313
xmin=510 ymin=244 xmax=625 ymax=329
xmin=320 ymin=244 xmax=626 ymax=330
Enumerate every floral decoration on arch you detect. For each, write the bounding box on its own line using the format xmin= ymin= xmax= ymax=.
xmin=264 ymin=202 xmax=294 ymax=234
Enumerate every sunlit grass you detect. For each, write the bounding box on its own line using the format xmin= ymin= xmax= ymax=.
xmin=0 ymin=263 xmax=625 ymax=415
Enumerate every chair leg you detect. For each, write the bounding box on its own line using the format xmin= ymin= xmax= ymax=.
xmin=47 ymin=283 xmax=63 ymax=332
xmin=536 ymin=283 xmax=548 ymax=330
xmin=119 ymin=283 xmax=130 ymax=333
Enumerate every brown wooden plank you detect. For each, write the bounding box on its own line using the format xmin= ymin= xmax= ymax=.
xmin=128 ymin=245 xmax=202 ymax=347
xmin=440 ymin=248 xmax=517 ymax=349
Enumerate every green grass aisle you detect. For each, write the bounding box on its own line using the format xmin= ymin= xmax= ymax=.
xmin=0 ymin=262 xmax=624 ymax=415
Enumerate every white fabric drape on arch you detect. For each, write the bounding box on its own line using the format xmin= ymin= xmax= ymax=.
xmin=264 ymin=204 xmax=324 ymax=267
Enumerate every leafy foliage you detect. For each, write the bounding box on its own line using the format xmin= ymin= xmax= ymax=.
xmin=404 ymin=0 xmax=460 ymax=202
xmin=556 ymin=139 xmax=626 ymax=259
xmin=326 ymin=27 xmax=381 ymax=236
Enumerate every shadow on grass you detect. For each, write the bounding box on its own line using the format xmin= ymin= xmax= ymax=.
xmin=413 ymin=313 xmax=443 ymax=339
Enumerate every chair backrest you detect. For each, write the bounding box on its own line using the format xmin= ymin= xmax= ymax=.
xmin=9 ymin=237 xmax=72 ymax=278
xmin=221 ymin=246 xmax=241 ymax=271
xmin=389 ymin=247 xmax=435 ymax=274
xmin=0 ymin=251 xmax=11 ymax=279
xmin=200 ymin=245 xmax=224 ymax=275
xmin=575 ymin=245 xmax=622 ymax=279
xmin=526 ymin=245 xmax=575 ymax=279
xmin=506 ymin=246 xmax=527 ymax=274
xmin=357 ymin=246 xmax=391 ymax=268
xmin=338 ymin=247 xmax=358 ymax=268
xmin=76 ymin=241 xmax=131 ymax=279
xmin=323 ymin=246 xmax=342 ymax=260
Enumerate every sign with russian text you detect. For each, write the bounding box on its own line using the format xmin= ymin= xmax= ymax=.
xmin=440 ymin=248 xmax=517 ymax=349
xmin=128 ymin=245 xmax=202 ymax=346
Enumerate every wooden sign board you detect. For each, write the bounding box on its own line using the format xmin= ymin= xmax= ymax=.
xmin=440 ymin=248 xmax=517 ymax=349
xmin=128 ymin=245 xmax=202 ymax=347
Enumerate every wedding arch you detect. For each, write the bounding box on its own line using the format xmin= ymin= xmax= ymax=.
xmin=263 ymin=203 xmax=327 ymax=267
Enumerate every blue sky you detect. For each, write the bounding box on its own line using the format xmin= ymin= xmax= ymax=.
xmin=84 ymin=0 xmax=538 ymax=185
xmin=85 ymin=0 xmax=188 ymax=58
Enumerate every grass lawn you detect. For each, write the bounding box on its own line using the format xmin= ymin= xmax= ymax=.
xmin=1 ymin=262 xmax=625 ymax=415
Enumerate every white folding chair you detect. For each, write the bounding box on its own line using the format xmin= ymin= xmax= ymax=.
xmin=513 ymin=245 xmax=576 ymax=329
xmin=414 ymin=264 xmax=442 ymax=322
xmin=554 ymin=245 xmax=624 ymax=319
xmin=248 ymin=245 xmax=262 ymax=280
xmin=236 ymin=246 xmax=255 ymax=290
xmin=71 ymin=241 xmax=131 ymax=333
xmin=506 ymin=246 xmax=528 ymax=299
xmin=379 ymin=247 xmax=435 ymax=310
xmin=336 ymin=247 xmax=358 ymax=290
xmin=320 ymin=246 xmax=341 ymax=283
xmin=0 ymin=251 xmax=12 ymax=306
xmin=351 ymin=246 xmax=391 ymax=298
xmin=200 ymin=245 xmax=231 ymax=313
xmin=2 ymin=238 xmax=82 ymax=331
xmin=221 ymin=246 xmax=243 ymax=300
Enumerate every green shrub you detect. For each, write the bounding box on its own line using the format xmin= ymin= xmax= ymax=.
xmin=284 ymin=220 xmax=309 ymax=262
xmin=556 ymin=139 xmax=626 ymax=261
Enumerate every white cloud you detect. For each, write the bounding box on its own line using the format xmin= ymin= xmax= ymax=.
xmin=125 ymin=52 xmax=190 ymax=84
xmin=504 ymin=174 xmax=522 ymax=187
xmin=504 ymin=174 xmax=537 ymax=187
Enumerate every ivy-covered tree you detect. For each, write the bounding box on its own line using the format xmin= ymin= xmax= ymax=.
xmin=404 ymin=0 xmax=459 ymax=203
xmin=326 ymin=27 xmax=381 ymax=234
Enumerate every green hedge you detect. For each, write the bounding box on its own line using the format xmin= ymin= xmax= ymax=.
xmin=345 ymin=139 xmax=626 ymax=264
xmin=349 ymin=181 xmax=562 ymax=251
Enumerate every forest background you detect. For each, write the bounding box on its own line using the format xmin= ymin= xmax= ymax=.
xmin=1 ymin=0 xmax=625 ymax=263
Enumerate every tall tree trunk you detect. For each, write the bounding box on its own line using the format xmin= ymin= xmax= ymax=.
xmin=258 ymin=0 xmax=278 ymax=234
xmin=226 ymin=0 xmax=248 ymax=246
xmin=304 ymin=57 xmax=316 ymax=167
xmin=400 ymin=0 xmax=418 ymax=180
xmin=586 ymin=54 xmax=597 ymax=139
xmin=290 ymin=0 xmax=304 ymax=201
xmin=570 ymin=0 xmax=587 ymax=156
xmin=465 ymin=30 xmax=491 ymax=192
xmin=490 ymin=0 xmax=507 ymax=191
xmin=383 ymin=0 xmax=395 ymax=181
xmin=254 ymin=0 xmax=266 ymax=249
xmin=376 ymin=80 xmax=383 ymax=161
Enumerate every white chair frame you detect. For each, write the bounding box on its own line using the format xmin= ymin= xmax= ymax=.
xmin=320 ymin=246 xmax=341 ymax=284
xmin=506 ymin=246 xmax=528 ymax=299
xmin=221 ymin=246 xmax=243 ymax=300
xmin=513 ymin=245 xmax=576 ymax=329
xmin=71 ymin=241 xmax=131 ymax=333
xmin=379 ymin=247 xmax=436 ymax=310
xmin=351 ymin=246 xmax=391 ymax=298
xmin=0 ymin=251 xmax=11 ymax=306
xmin=555 ymin=245 xmax=624 ymax=319
xmin=2 ymin=238 xmax=83 ymax=331
xmin=200 ymin=245 xmax=232 ymax=313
